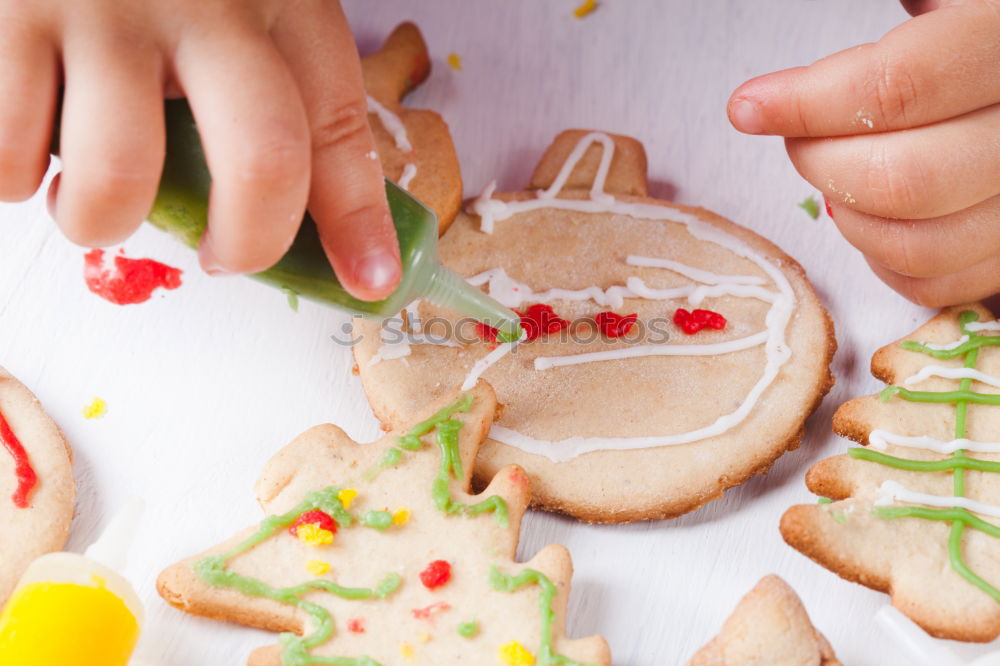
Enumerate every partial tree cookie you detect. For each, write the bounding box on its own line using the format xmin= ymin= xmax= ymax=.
xmin=0 ymin=366 xmax=75 ymax=604
xmin=354 ymin=130 xmax=835 ymax=523
xmin=157 ymin=382 xmax=609 ymax=666
xmin=782 ymin=304 xmax=1000 ymax=642
xmin=688 ymin=575 xmax=840 ymax=666
xmin=362 ymin=22 xmax=462 ymax=232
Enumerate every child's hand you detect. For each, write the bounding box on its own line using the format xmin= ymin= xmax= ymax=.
xmin=728 ymin=0 xmax=1000 ymax=307
xmin=1 ymin=0 xmax=400 ymax=300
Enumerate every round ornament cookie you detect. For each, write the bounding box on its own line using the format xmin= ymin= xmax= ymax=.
xmin=354 ymin=130 xmax=835 ymax=523
xmin=0 ymin=365 xmax=75 ymax=604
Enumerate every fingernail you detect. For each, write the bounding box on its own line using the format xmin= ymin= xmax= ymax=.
xmin=823 ymin=196 xmax=834 ymax=220
xmin=730 ymin=99 xmax=764 ymax=134
xmin=353 ymin=251 xmax=401 ymax=294
xmin=199 ymin=235 xmax=232 ymax=276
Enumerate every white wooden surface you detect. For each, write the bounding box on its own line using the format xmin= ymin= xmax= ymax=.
xmin=1 ymin=1 xmax=996 ymax=664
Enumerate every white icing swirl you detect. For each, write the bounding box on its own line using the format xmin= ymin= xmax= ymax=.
xmin=876 ymin=480 xmax=1000 ymax=518
xmin=869 ymin=429 xmax=1000 ymax=454
xmin=903 ymin=365 xmax=1000 ymax=389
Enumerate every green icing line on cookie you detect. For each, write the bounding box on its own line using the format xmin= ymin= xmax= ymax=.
xmin=849 ymin=448 xmax=1000 ymax=474
xmin=192 ymin=487 xmax=391 ymax=666
xmin=866 ymin=309 xmax=1000 ymax=602
xmin=457 ymin=619 xmax=479 ymax=638
xmin=360 ymin=510 xmax=393 ymax=531
xmin=190 ymin=393 xmax=515 ymax=665
xmin=489 ymin=567 xmax=591 ymax=666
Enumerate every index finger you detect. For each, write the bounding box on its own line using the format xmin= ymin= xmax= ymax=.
xmin=728 ymin=1 xmax=1000 ymax=137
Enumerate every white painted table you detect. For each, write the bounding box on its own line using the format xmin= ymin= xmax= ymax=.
xmin=1 ymin=1 xmax=995 ymax=664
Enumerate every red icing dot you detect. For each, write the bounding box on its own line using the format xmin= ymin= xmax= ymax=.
xmin=508 ymin=468 xmax=529 ymax=486
xmin=594 ymin=311 xmax=637 ymax=338
xmin=419 ymin=560 xmax=452 ymax=589
xmin=519 ymin=303 xmax=568 ymax=340
xmin=674 ymin=308 xmax=727 ymax=335
xmin=478 ymin=303 xmax=569 ymax=343
xmin=824 ymin=196 xmax=834 ymax=219
xmin=411 ymin=601 xmax=451 ymax=619
xmin=0 ymin=409 xmax=36 ymax=508
xmin=347 ymin=618 xmax=366 ymax=634
xmin=84 ymin=249 xmax=182 ymax=305
xmin=289 ymin=510 xmax=338 ymax=537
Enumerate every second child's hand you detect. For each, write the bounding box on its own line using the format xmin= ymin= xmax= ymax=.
xmin=728 ymin=0 xmax=1000 ymax=306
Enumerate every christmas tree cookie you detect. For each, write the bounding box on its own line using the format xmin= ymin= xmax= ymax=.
xmin=362 ymin=22 xmax=462 ymax=232
xmin=783 ymin=304 xmax=1000 ymax=641
xmin=157 ymin=382 xmax=610 ymax=665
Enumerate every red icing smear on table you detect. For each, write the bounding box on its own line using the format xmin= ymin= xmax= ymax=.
xmin=83 ymin=249 xmax=182 ymax=305
xmin=0 ymin=408 xmax=37 ymax=508
xmin=674 ymin=308 xmax=727 ymax=334
xmin=595 ymin=311 xmax=637 ymax=338
xmin=477 ymin=303 xmax=570 ymax=343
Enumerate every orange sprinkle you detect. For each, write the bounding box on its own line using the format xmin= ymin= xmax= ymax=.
xmin=447 ymin=53 xmax=462 ymax=71
xmin=573 ymin=0 xmax=598 ymax=18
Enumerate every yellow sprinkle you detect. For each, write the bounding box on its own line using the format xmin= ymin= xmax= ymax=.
xmin=573 ymin=0 xmax=598 ymax=18
xmin=82 ymin=397 xmax=107 ymax=419
xmin=417 ymin=632 xmax=431 ymax=644
xmin=306 ymin=560 xmax=330 ymax=575
xmin=447 ymin=53 xmax=462 ymax=71
xmin=338 ymin=488 xmax=358 ymax=509
xmin=498 ymin=640 xmax=535 ymax=666
xmin=400 ymin=643 xmax=415 ymax=660
xmin=297 ymin=524 xmax=334 ymax=546
xmin=392 ymin=508 xmax=411 ymax=526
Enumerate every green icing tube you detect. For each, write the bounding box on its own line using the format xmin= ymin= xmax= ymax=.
xmin=109 ymin=100 xmax=523 ymax=337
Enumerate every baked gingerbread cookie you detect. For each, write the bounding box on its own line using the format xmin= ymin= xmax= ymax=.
xmin=362 ymin=22 xmax=462 ymax=233
xmin=0 ymin=366 xmax=75 ymax=604
xmin=688 ymin=575 xmax=839 ymax=666
xmin=354 ymin=130 xmax=835 ymax=522
xmin=782 ymin=304 xmax=1000 ymax=641
xmin=157 ymin=382 xmax=610 ymax=666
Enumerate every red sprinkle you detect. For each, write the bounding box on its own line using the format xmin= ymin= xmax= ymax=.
xmin=346 ymin=618 xmax=366 ymax=634
xmin=289 ymin=510 xmax=338 ymax=537
xmin=594 ymin=311 xmax=637 ymax=338
xmin=674 ymin=308 xmax=727 ymax=335
xmin=84 ymin=249 xmax=182 ymax=305
xmin=0 ymin=409 xmax=36 ymax=508
xmin=411 ymin=601 xmax=451 ymax=620
xmin=823 ymin=196 xmax=834 ymax=219
xmin=419 ymin=560 xmax=452 ymax=589
xmin=477 ymin=303 xmax=569 ymax=343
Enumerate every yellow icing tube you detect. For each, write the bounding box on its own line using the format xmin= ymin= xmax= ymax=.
xmin=0 ymin=501 xmax=144 ymax=665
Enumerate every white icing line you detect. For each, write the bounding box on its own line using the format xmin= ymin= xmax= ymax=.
xmin=460 ymin=132 xmax=796 ymax=458
xmin=903 ymin=365 xmax=1000 ymax=389
xmin=366 ymin=95 xmax=412 ymax=153
xmin=625 ymin=277 xmax=778 ymax=307
xmin=398 ymin=163 xmax=418 ymax=190
xmin=534 ymin=332 xmax=768 ymax=371
xmin=919 ymin=335 xmax=969 ymax=351
xmin=367 ymin=306 xmax=459 ymax=367
xmin=869 ymin=429 xmax=1000 ymax=454
xmin=467 ymin=267 xmax=635 ymax=309
xmin=537 ymin=131 xmax=616 ymax=205
xmin=876 ymin=480 xmax=1000 ymax=518
xmin=460 ymin=331 xmax=527 ymax=391
xmin=967 ymin=320 xmax=1000 ymax=332
xmin=626 ymin=255 xmax=765 ymax=286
